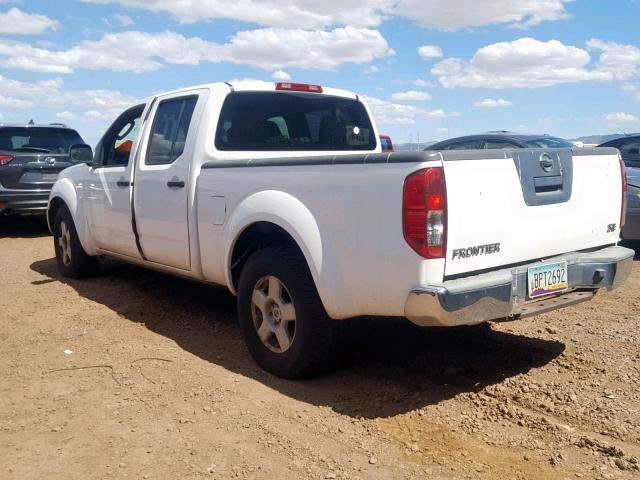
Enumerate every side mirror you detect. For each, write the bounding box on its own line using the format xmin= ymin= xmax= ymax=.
xmin=69 ymin=144 xmax=93 ymax=164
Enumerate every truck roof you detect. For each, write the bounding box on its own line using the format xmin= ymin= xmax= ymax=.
xmin=152 ymin=81 xmax=358 ymax=102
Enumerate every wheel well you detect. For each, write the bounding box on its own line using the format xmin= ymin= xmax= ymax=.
xmin=47 ymin=197 xmax=66 ymax=231
xmin=230 ymin=222 xmax=303 ymax=290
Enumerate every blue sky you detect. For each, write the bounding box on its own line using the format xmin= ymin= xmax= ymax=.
xmin=0 ymin=0 xmax=639 ymax=145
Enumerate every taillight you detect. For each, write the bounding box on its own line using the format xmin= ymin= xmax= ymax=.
xmin=275 ymin=82 xmax=323 ymax=93
xmin=403 ymin=167 xmax=447 ymax=258
xmin=0 ymin=154 xmax=14 ymax=166
xmin=620 ymin=158 xmax=627 ymax=230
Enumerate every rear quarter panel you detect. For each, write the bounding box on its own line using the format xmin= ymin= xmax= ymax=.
xmin=196 ymin=161 xmax=444 ymax=319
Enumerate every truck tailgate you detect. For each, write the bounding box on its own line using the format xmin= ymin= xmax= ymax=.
xmin=442 ymin=148 xmax=623 ymax=277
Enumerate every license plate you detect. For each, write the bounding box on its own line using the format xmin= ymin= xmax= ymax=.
xmin=41 ymin=172 xmax=59 ymax=182
xmin=528 ymin=261 xmax=568 ymax=299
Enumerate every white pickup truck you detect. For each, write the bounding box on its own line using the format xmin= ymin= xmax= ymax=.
xmin=48 ymin=80 xmax=634 ymax=378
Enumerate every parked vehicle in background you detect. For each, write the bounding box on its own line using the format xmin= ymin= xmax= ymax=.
xmin=623 ymin=168 xmax=640 ymax=240
xmin=379 ymin=134 xmax=394 ymax=152
xmin=48 ymin=81 xmax=632 ymax=378
xmin=0 ymin=125 xmax=87 ymax=215
xmin=425 ymin=131 xmax=574 ymax=150
xmin=599 ymin=135 xmax=640 ymax=168
xmin=598 ymin=136 xmax=640 ymax=240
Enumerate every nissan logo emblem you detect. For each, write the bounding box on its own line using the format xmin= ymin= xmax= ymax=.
xmin=539 ymin=153 xmax=553 ymax=173
xmin=45 ymin=157 xmax=56 ymax=166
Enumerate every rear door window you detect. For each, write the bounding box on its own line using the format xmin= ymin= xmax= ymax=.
xmin=215 ymin=91 xmax=376 ymax=151
xmin=147 ymin=96 xmax=198 ymax=165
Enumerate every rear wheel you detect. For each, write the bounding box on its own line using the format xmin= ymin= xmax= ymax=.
xmin=53 ymin=206 xmax=99 ymax=278
xmin=237 ymin=245 xmax=339 ymax=378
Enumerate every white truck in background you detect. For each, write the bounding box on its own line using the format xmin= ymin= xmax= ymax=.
xmin=48 ymin=80 xmax=633 ymax=378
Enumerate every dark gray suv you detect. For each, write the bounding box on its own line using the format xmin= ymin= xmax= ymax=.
xmin=0 ymin=125 xmax=86 ymax=215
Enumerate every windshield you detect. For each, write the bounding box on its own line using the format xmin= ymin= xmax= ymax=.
xmin=0 ymin=127 xmax=84 ymax=154
xmin=215 ymin=91 xmax=376 ymax=151
xmin=524 ymin=137 xmax=574 ymax=148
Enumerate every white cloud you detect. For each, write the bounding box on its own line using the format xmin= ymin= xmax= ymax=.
xmin=587 ymin=39 xmax=640 ymax=81
xmin=81 ymin=0 xmax=390 ymax=29
xmin=364 ymin=96 xmax=458 ymax=125
xmin=84 ymin=110 xmax=107 ymax=119
xmin=114 ymin=14 xmax=135 ymax=26
xmin=391 ymin=90 xmax=431 ymax=101
xmin=0 ymin=28 xmax=394 ymax=73
xmin=80 ymin=0 xmax=571 ymax=30
xmin=473 ymin=98 xmax=513 ymax=108
xmin=364 ymin=65 xmax=380 ymax=73
xmin=0 ymin=75 xmax=63 ymax=97
xmin=0 ymin=95 xmax=32 ymax=108
xmin=56 ymin=111 xmax=75 ymax=120
xmin=0 ymin=8 xmax=58 ymax=35
xmin=604 ymin=112 xmax=639 ymax=123
xmin=0 ymin=74 xmax=137 ymax=125
xmin=418 ymin=45 xmax=442 ymax=59
xmin=364 ymin=96 xmax=424 ymax=125
xmin=393 ymin=0 xmax=571 ymax=30
xmin=271 ymin=70 xmax=291 ymax=81
xmin=412 ymin=79 xmax=433 ymax=87
xmin=425 ymin=109 xmax=460 ymax=118
xmin=436 ymin=127 xmax=448 ymax=132
xmin=432 ymin=37 xmax=640 ymax=89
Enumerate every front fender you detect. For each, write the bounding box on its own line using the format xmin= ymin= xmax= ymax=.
xmin=48 ymin=177 xmax=98 ymax=255
xmin=224 ymin=190 xmax=323 ymax=295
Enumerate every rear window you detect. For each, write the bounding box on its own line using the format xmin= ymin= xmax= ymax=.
xmin=524 ymin=137 xmax=573 ymax=148
xmin=215 ymin=91 xmax=376 ymax=151
xmin=0 ymin=127 xmax=84 ymax=154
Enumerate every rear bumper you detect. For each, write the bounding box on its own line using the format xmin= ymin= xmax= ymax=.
xmin=0 ymin=184 xmax=50 ymax=214
xmin=405 ymin=246 xmax=635 ymax=327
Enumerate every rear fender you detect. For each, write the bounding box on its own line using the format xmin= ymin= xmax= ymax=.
xmin=224 ymin=190 xmax=324 ymax=296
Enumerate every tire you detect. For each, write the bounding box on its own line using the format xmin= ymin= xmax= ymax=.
xmin=237 ymin=245 xmax=340 ymax=378
xmin=53 ymin=205 xmax=99 ymax=278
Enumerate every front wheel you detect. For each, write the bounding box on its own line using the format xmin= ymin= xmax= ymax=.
xmin=237 ymin=245 xmax=340 ymax=378
xmin=53 ymin=206 xmax=99 ymax=278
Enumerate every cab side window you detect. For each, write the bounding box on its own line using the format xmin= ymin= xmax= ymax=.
xmin=100 ymin=105 xmax=145 ymax=167
xmin=146 ymin=96 xmax=197 ymax=165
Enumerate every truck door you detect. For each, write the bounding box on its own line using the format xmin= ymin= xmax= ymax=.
xmin=86 ymin=104 xmax=145 ymax=258
xmin=133 ymin=92 xmax=204 ymax=270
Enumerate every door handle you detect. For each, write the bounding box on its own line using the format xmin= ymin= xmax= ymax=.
xmin=116 ymin=179 xmax=131 ymax=187
xmin=167 ymin=180 xmax=185 ymax=188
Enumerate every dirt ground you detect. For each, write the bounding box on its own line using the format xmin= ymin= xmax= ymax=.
xmin=1 ymin=216 xmax=639 ymax=480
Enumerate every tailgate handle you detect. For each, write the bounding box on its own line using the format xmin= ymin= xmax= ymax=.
xmin=534 ymin=175 xmax=562 ymax=194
